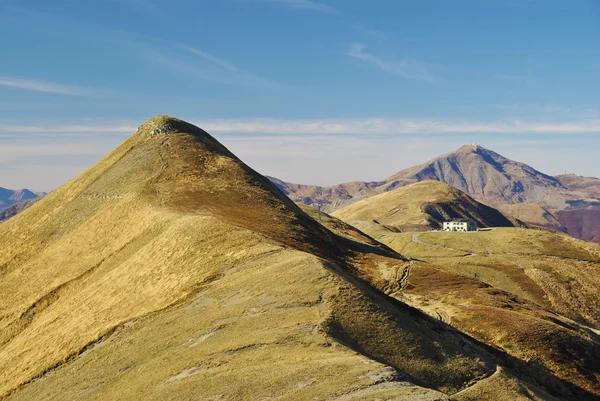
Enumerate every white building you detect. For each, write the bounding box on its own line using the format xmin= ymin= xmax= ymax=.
xmin=443 ymin=219 xmax=477 ymax=232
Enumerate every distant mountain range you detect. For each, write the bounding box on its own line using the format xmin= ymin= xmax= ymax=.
xmin=4 ymin=145 xmax=598 ymax=244
xmin=270 ymin=144 xmax=600 ymax=243
xmin=0 ymin=198 xmax=43 ymax=222
xmin=0 ymin=187 xmax=45 ymax=211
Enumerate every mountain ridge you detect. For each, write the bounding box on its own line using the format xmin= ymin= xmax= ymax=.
xmin=0 ymin=187 xmax=45 ymax=211
xmin=270 ymin=144 xmax=600 ymax=242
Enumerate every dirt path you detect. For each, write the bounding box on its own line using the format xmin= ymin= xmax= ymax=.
xmin=412 ymin=233 xmax=478 ymax=258
xmin=411 ymin=233 xmax=426 ymax=245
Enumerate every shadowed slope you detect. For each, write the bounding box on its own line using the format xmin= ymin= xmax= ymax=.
xmin=332 ymin=180 xmax=518 ymax=230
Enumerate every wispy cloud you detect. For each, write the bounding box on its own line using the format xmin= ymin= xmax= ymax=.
xmin=147 ymin=43 xmax=284 ymax=89
xmin=0 ymin=76 xmax=94 ymax=96
xmin=5 ymin=117 xmax=600 ymax=138
xmin=181 ymin=45 xmax=246 ymax=75
xmin=202 ymin=118 xmax=600 ymax=135
xmin=0 ymin=122 xmax=136 ymax=137
xmin=260 ymin=0 xmax=339 ymax=14
xmin=344 ymin=43 xmax=436 ymax=83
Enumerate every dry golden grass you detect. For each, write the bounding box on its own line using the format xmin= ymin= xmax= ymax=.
xmin=8 ymin=240 xmax=441 ymax=401
xmin=345 ymin=219 xmax=600 ymax=397
xmin=0 ymin=116 xmax=513 ymax=401
xmin=332 ymin=180 xmax=517 ymax=230
xmin=2 ymin=116 xmax=597 ymax=400
xmin=451 ymin=367 xmax=561 ymax=401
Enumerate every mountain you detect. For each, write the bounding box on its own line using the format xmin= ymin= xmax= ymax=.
xmin=2 ymin=116 xmax=598 ymax=400
xmin=556 ymin=206 xmax=600 ymax=244
xmin=272 ymin=144 xmax=574 ymax=211
xmin=383 ymin=144 xmax=571 ymax=207
xmin=495 ymin=203 xmax=565 ymax=232
xmin=556 ymin=174 xmax=600 ymax=199
xmin=552 ymin=175 xmax=600 ymax=243
xmin=332 ymin=180 xmax=519 ymax=231
xmin=0 ymin=187 xmax=44 ymax=211
xmin=0 ymin=198 xmax=42 ymax=222
xmin=268 ymin=176 xmax=382 ymax=212
xmin=270 ymin=144 xmax=600 ymax=242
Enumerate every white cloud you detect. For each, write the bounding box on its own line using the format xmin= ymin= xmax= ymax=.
xmin=344 ymin=43 xmax=436 ymax=83
xmin=0 ymin=76 xmax=94 ymax=96
xmin=4 ymin=117 xmax=600 ymax=139
xmin=202 ymin=117 xmax=600 ymax=135
xmin=0 ymin=123 xmax=136 ymax=135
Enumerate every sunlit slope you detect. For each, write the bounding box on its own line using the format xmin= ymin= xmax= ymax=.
xmin=348 ymin=221 xmax=600 ymax=396
xmin=0 ymin=116 xmax=553 ymax=400
xmin=332 ymin=180 xmax=518 ymax=230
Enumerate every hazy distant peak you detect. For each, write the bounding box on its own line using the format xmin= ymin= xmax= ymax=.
xmin=0 ymin=186 xmax=43 ymax=211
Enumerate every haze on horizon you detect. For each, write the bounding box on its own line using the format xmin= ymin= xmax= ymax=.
xmin=0 ymin=0 xmax=599 ymax=192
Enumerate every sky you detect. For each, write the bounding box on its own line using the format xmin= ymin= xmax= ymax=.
xmin=0 ymin=0 xmax=599 ymax=192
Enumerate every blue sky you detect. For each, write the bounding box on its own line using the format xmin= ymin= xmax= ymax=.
xmin=0 ymin=0 xmax=599 ymax=191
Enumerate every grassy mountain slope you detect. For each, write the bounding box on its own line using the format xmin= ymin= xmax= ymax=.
xmin=340 ymin=217 xmax=600 ymax=396
xmin=332 ymin=180 xmax=518 ymax=230
xmin=3 ymin=116 xmax=575 ymax=400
